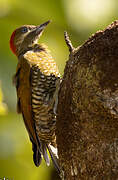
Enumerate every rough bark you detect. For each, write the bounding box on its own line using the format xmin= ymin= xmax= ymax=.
xmin=56 ymin=21 xmax=118 ymax=180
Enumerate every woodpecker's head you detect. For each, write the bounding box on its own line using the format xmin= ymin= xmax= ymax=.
xmin=10 ymin=20 xmax=50 ymax=56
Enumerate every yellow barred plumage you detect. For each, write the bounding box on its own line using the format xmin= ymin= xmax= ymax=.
xmin=24 ymin=44 xmax=60 ymax=77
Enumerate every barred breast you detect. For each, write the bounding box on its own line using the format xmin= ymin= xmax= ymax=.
xmin=31 ymin=65 xmax=59 ymax=144
xmin=24 ymin=45 xmax=60 ymax=145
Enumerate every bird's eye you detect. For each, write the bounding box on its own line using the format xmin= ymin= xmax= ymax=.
xmin=21 ymin=27 xmax=28 ymax=33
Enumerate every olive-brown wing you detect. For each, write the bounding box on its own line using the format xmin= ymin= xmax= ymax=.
xmin=14 ymin=58 xmax=42 ymax=166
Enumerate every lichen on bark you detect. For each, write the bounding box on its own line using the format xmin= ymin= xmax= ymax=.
xmin=56 ymin=21 xmax=118 ymax=179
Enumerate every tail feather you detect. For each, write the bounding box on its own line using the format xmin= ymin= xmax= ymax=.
xmin=32 ymin=141 xmax=42 ymax=167
xmin=40 ymin=141 xmax=50 ymax=166
xmin=47 ymin=144 xmax=60 ymax=174
xmin=31 ymin=137 xmax=60 ymax=173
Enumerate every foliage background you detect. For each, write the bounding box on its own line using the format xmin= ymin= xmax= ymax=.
xmin=0 ymin=0 xmax=118 ymax=179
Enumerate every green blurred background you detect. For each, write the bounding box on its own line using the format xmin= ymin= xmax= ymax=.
xmin=0 ymin=0 xmax=118 ymax=179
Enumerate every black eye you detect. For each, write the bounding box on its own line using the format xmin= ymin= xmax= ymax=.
xmin=21 ymin=27 xmax=28 ymax=33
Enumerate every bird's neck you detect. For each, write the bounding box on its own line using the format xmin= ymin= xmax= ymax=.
xmin=20 ymin=43 xmax=60 ymax=77
xmin=18 ymin=43 xmax=50 ymax=59
xmin=18 ymin=43 xmax=60 ymax=77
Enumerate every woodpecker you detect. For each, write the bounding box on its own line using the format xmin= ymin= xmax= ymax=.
xmin=9 ymin=21 xmax=60 ymax=172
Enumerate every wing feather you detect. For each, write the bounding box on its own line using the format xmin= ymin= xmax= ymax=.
xmin=14 ymin=58 xmax=42 ymax=166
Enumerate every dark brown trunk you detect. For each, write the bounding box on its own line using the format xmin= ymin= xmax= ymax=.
xmin=56 ymin=21 xmax=118 ymax=180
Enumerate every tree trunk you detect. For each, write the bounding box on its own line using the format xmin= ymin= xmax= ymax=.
xmin=56 ymin=21 xmax=118 ymax=180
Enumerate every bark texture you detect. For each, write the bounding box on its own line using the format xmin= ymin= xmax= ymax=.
xmin=56 ymin=21 xmax=118 ymax=180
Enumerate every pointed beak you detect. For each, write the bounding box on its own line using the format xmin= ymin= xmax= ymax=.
xmin=23 ymin=20 xmax=51 ymax=46
xmin=35 ymin=20 xmax=50 ymax=35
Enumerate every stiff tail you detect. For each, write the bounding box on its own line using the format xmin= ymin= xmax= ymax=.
xmin=47 ymin=144 xmax=60 ymax=174
xmin=32 ymin=142 xmax=42 ymax=166
xmin=40 ymin=141 xmax=60 ymax=173
xmin=40 ymin=141 xmax=50 ymax=166
xmin=31 ymin=138 xmax=42 ymax=167
xmin=31 ymin=138 xmax=60 ymax=173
